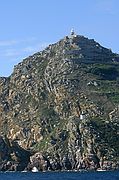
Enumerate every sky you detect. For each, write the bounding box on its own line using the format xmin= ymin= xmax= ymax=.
xmin=0 ymin=0 xmax=119 ymax=77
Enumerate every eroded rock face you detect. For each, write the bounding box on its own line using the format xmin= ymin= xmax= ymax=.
xmin=0 ymin=34 xmax=119 ymax=171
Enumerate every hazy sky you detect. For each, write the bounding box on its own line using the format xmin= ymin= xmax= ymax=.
xmin=0 ymin=0 xmax=119 ymax=77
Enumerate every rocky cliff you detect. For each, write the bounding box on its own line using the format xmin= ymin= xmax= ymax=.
xmin=0 ymin=33 xmax=119 ymax=171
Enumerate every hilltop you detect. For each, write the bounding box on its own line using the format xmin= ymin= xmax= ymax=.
xmin=0 ymin=32 xmax=119 ymax=171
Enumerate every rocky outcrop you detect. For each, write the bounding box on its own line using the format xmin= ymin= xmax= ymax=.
xmin=0 ymin=33 xmax=119 ymax=171
xmin=0 ymin=136 xmax=31 ymax=171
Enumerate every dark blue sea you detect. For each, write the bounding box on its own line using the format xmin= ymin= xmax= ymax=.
xmin=0 ymin=171 xmax=119 ymax=180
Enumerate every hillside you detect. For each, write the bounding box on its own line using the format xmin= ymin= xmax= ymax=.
xmin=0 ymin=32 xmax=119 ymax=171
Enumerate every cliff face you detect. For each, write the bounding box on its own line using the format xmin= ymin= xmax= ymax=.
xmin=0 ymin=34 xmax=119 ymax=171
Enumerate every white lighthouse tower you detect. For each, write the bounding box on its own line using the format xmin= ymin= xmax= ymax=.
xmin=70 ymin=28 xmax=76 ymax=38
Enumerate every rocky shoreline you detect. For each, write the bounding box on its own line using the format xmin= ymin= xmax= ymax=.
xmin=0 ymin=135 xmax=118 ymax=172
xmin=0 ymin=151 xmax=119 ymax=172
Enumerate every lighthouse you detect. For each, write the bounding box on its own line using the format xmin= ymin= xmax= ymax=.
xmin=71 ymin=28 xmax=75 ymax=35
xmin=70 ymin=28 xmax=76 ymax=37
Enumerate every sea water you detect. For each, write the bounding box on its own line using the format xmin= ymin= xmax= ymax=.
xmin=0 ymin=171 xmax=119 ymax=180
